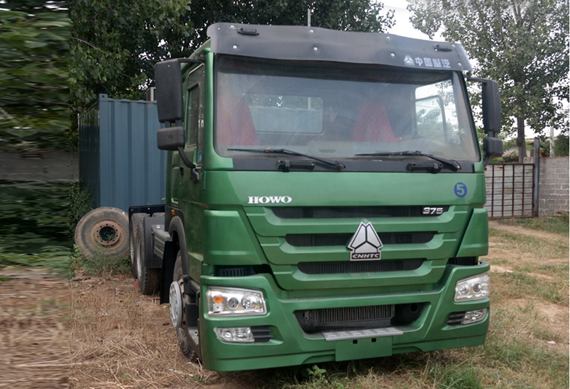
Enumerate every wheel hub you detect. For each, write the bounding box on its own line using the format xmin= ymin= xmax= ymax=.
xmin=169 ymin=281 xmax=184 ymax=328
xmin=93 ymin=221 xmax=122 ymax=246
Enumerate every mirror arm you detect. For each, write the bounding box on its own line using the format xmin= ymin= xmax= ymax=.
xmin=179 ymin=58 xmax=203 ymax=65
xmin=177 ymin=146 xmax=200 ymax=182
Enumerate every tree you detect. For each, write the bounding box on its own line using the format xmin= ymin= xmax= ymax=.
xmin=408 ymin=0 xmax=569 ymax=162
xmin=0 ymin=0 xmax=69 ymax=150
xmin=187 ymin=0 xmax=395 ymax=52
xmin=554 ymin=134 xmax=569 ymax=157
xmin=70 ymin=0 xmax=394 ymax=113
xmin=70 ymin=0 xmax=193 ymax=111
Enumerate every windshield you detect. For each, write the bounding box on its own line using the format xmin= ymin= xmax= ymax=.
xmin=215 ymin=56 xmax=479 ymax=165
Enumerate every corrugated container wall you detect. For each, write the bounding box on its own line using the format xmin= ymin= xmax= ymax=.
xmin=79 ymin=94 xmax=166 ymax=212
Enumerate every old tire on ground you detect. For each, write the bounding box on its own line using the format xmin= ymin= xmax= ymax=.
xmin=129 ymin=213 xmax=145 ymax=278
xmin=173 ymin=253 xmax=197 ymax=359
xmin=135 ymin=217 xmax=160 ymax=295
xmin=75 ymin=207 xmax=129 ymax=260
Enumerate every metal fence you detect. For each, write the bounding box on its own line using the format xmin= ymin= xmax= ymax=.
xmin=485 ymin=163 xmax=535 ymax=219
xmin=79 ymin=94 xmax=166 ymax=212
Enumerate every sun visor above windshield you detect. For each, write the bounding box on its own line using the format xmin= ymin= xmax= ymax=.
xmin=207 ymin=23 xmax=472 ymax=72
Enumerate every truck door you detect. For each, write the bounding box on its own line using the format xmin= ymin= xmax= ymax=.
xmin=171 ymin=65 xmax=206 ymax=280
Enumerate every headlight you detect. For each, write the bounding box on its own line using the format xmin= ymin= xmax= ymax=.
xmin=206 ymin=287 xmax=267 ymax=316
xmin=454 ymin=274 xmax=490 ymax=302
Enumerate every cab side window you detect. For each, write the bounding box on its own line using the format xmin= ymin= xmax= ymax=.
xmin=186 ymin=85 xmax=199 ymax=147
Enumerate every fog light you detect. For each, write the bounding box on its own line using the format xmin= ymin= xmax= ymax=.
xmin=455 ymin=274 xmax=490 ymax=302
xmin=462 ymin=309 xmax=488 ymax=324
xmin=214 ymin=327 xmax=255 ymax=343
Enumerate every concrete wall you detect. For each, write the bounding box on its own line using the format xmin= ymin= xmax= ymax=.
xmin=536 ymin=157 xmax=569 ymax=216
xmin=0 ymin=151 xmax=78 ymax=182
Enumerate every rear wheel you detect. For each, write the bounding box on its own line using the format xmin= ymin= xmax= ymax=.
xmin=132 ymin=215 xmax=160 ymax=295
xmin=172 ymin=253 xmax=199 ymax=359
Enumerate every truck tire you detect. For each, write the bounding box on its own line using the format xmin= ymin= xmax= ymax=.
xmin=75 ymin=207 xmax=129 ymax=260
xmin=135 ymin=220 xmax=160 ymax=295
xmin=173 ymin=253 xmax=198 ymax=359
xmin=129 ymin=213 xmax=145 ymax=278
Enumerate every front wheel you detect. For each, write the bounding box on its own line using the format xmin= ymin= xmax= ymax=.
xmin=172 ymin=253 xmax=199 ymax=359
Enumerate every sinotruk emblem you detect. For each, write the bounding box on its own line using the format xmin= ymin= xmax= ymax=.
xmin=347 ymin=221 xmax=383 ymax=261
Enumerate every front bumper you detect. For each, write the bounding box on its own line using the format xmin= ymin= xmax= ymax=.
xmin=198 ymin=261 xmax=490 ymax=371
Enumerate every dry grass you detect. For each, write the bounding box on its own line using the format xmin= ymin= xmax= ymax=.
xmin=0 ymin=268 xmax=70 ymax=388
xmin=2 ymin=218 xmax=568 ymax=388
xmin=69 ymin=272 xmax=203 ymax=388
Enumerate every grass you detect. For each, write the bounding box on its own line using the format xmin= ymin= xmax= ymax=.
xmin=65 ymin=216 xmax=569 ymax=388
xmin=489 ymin=228 xmax=568 ymax=260
xmin=481 ymin=306 xmax=568 ymax=388
xmin=0 ymin=180 xmax=131 ymax=277
xmin=488 ymin=219 xmax=569 ymax=307
xmin=7 ymin=183 xmax=564 ymax=388
xmin=0 ymin=180 xmax=73 ymax=275
xmin=242 ymin=218 xmax=570 ymax=389
xmin=0 ymin=270 xmax=70 ymax=386
xmin=495 ymin=213 xmax=569 ymax=235
xmin=71 ymin=244 xmax=131 ymax=276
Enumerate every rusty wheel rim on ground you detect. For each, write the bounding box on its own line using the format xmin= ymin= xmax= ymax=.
xmin=75 ymin=207 xmax=130 ymax=260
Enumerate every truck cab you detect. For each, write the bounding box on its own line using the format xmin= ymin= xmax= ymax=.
xmin=131 ymin=22 xmax=502 ymax=371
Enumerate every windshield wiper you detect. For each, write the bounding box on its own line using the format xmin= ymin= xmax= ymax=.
xmin=228 ymin=148 xmax=345 ymax=171
xmin=355 ymin=150 xmax=461 ymax=171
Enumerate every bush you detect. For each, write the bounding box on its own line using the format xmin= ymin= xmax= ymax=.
xmin=554 ymin=134 xmax=569 ymax=157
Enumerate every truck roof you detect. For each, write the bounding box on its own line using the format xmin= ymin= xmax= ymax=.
xmin=206 ymin=22 xmax=472 ymax=72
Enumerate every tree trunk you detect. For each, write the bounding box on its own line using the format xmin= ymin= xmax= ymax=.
xmin=517 ymin=115 xmax=526 ymax=163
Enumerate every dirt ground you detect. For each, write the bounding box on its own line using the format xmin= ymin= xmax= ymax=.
xmin=0 ymin=268 xmax=70 ymax=388
xmin=1 ymin=222 xmax=568 ymax=388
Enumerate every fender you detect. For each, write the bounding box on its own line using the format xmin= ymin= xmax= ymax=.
xmin=159 ymin=213 xmax=189 ymax=304
xmin=168 ymin=215 xmax=189 ymax=275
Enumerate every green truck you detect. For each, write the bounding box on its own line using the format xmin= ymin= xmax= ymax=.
xmin=129 ymin=22 xmax=503 ymax=372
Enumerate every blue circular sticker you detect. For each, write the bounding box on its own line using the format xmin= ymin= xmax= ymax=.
xmin=454 ymin=182 xmax=467 ymax=198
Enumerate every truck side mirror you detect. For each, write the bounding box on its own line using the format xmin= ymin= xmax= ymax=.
xmin=483 ymin=136 xmax=503 ymax=158
xmin=155 ymin=60 xmax=183 ymax=123
xmin=481 ymin=79 xmax=501 ymax=136
xmin=157 ymin=127 xmax=184 ymax=150
xmin=469 ymin=77 xmax=503 ymax=163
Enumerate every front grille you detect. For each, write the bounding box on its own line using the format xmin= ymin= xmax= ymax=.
xmin=447 ymin=312 xmax=465 ymax=326
xmin=252 ymin=326 xmax=274 ymax=343
xmin=215 ymin=266 xmax=256 ymax=277
xmin=286 ymin=232 xmax=434 ymax=247
xmin=295 ymin=303 xmax=425 ymax=334
xmin=297 ymin=259 xmax=423 ymax=274
xmin=272 ymin=206 xmax=449 ymax=219
xmin=448 ymin=257 xmax=478 ymax=266
xmin=214 ymin=265 xmax=271 ymax=277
